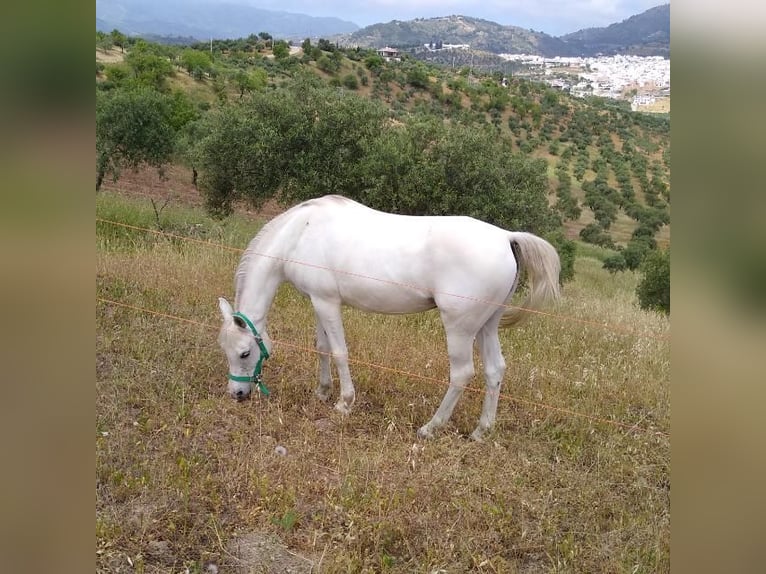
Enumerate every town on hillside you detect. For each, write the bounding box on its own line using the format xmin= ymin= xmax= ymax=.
xmin=416 ymin=42 xmax=670 ymax=112
xmin=499 ymin=53 xmax=669 ymax=112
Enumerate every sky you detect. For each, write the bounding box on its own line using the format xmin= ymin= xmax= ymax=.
xmin=235 ymin=0 xmax=667 ymax=36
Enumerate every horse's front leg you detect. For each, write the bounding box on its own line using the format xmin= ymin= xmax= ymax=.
xmin=314 ymin=315 xmax=332 ymax=402
xmin=311 ymin=297 xmax=355 ymax=414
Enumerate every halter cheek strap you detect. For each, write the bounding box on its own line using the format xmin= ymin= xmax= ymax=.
xmin=228 ymin=311 xmax=271 ymax=396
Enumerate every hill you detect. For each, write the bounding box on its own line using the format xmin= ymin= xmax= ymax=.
xmin=95 ymin=0 xmax=359 ymax=41
xmin=337 ymin=5 xmax=669 ymax=57
xmin=337 ymin=15 xmax=570 ymax=56
xmin=562 ymin=4 xmax=670 ymax=57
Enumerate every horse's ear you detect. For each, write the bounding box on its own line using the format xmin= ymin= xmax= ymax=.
xmin=218 ymin=297 xmax=234 ymax=321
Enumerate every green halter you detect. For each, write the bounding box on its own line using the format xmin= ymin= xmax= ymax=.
xmin=228 ymin=311 xmax=270 ymax=396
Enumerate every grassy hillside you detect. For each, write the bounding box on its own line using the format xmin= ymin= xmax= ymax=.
xmin=97 ymin=192 xmax=669 ymax=572
xmin=96 ymin=36 xmax=670 ymax=251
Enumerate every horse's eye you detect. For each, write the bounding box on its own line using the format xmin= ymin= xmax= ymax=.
xmin=240 ymin=350 xmax=251 ymax=359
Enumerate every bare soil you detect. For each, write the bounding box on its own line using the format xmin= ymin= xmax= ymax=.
xmin=97 ymin=48 xmax=125 ymax=64
xmin=99 ymin=164 xmax=285 ymax=220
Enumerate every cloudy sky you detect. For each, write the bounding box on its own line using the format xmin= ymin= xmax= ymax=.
xmin=237 ymin=0 xmax=667 ymax=36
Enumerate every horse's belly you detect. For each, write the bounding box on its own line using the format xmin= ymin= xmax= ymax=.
xmin=337 ymin=282 xmax=436 ymax=314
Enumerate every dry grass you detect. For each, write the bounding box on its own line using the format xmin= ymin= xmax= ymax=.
xmin=97 ymin=48 xmax=125 ymax=64
xmin=97 ymin=193 xmax=669 ymax=573
xmin=636 ymin=98 xmax=670 ymax=114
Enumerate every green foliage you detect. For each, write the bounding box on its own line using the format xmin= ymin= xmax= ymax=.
xmin=636 ymin=248 xmax=669 ymax=313
xmin=168 ymin=90 xmax=199 ymax=132
xmin=310 ymin=46 xmax=324 ymax=61
xmin=180 ymin=49 xmax=212 ymax=79
xmin=124 ymin=41 xmax=174 ymax=90
xmin=197 ymin=79 xmax=558 ymax=240
xmin=271 ymin=510 xmax=298 ymax=532
xmin=364 ymin=53 xmax=384 ymax=72
xmin=97 ymin=34 xmax=113 ymax=53
xmin=110 ymin=29 xmax=126 ymax=52
xmin=317 ymin=38 xmax=336 ymax=52
xmin=233 ymin=67 xmax=267 ymax=98
xmin=583 ymin=177 xmax=619 ymax=229
xmin=197 ymin=80 xmax=388 ymax=214
xmin=272 ymin=40 xmax=290 ymax=59
xmin=622 ymin=239 xmax=652 ymax=270
xmin=603 ymin=252 xmax=627 ymax=273
xmin=579 ymin=223 xmax=615 ymax=249
xmin=96 ymin=87 xmax=177 ymax=190
xmin=342 ymin=73 xmax=359 ymax=90
xmin=101 ymin=64 xmax=130 ymax=89
xmin=356 ymin=117 xmax=557 ymax=235
xmin=545 ymin=231 xmax=576 ymax=283
xmin=317 ymin=54 xmax=339 ymax=74
xmin=406 ymin=65 xmax=430 ymax=89
xmin=485 ymin=85 xmax=509 ymax=112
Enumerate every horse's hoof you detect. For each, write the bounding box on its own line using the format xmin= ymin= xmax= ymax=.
xmin=315 ymin=388 xmax=331 ymax=402
xmin=469 ymin=429 xmax=485 ymax=442
xmin=334 ymin=401 xmax=351 ymax=415
xmin=417 ymin=425 xmax=434 ymax=439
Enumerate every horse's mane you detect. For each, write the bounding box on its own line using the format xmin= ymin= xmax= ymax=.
xmin=234 ymin=211 xmax=289 ymax=305
xmin=233 ymin=197 xmax=355 ymax=306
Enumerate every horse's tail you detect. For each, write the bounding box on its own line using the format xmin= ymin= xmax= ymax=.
xmin=500 ymin=232 xmax=561 ymax=328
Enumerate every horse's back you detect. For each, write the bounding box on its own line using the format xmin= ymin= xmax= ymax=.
xmin=295 ymin=196 xmax=511 ymax=264
xmin=281 ymin=196 xmax=518 ymax=313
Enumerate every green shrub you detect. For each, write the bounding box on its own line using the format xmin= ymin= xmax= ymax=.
xmin=637 ymin=248 xmax=670 ymax=314
xmin=603 ymin=253 xmax=627 ymax=273
xmin=317 ymin=55 xmax=338 ymax=74
xmin=342 ymin=73 xmax=359 ymax=90
xmin=579 ymin=223 xmax=614 ymax=249
xmin=545 ymin=231 xmax=576 ymax=283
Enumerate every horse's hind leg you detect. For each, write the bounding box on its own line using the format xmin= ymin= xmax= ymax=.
xmin=314 ymin=315 xmax=332 ymax=402
xmin=471 ymin=322 xmax=507 ymax=441
xmin=418 ymin=330 xmax=475 ymax=439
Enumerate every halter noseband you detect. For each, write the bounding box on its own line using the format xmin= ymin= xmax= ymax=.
xmin=228 ymin=311 xmax=270 ymax=396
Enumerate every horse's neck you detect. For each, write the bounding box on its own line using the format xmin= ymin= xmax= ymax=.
xmin=235 ymin=256 xmax=284 ymax=331
xmin=236 ymin=205 xmax=305 ymax=329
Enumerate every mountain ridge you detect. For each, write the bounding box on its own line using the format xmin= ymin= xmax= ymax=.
xmin=562 ymin=4 xmax=670 ymax=57
xmin=96 ymin=1 xmax=669 ymax=57
xmin=340 ymin=5 xmax=669 ymax=57
xmin=96 ymin=0 xmax=359 ymax=41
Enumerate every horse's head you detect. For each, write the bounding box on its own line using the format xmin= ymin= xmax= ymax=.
xmin=217 ymin=297 xmax=270 ymax=401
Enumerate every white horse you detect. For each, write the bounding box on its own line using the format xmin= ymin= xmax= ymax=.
xmin=218 ymin=195 xmax=560 ymax=440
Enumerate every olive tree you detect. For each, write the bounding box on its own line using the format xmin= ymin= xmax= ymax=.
xmin=637 ymin=248 xmax=670 ymax=314
xmin=196 ymin=80 xmax=388 ymax=214
xmin=180 ymin=49 xmax=212 ymax=79
xmin=96 ymin=87 xmax=176 ymax=190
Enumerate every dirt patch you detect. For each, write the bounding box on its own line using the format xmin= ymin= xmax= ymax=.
xmin=99 ymin=164 xmax=203 ymax=207
xmin=97 ymin=48 xmax=125 ymax=64
xmin=225 ymin=531 xmax=316 ymax=573
xmin=99 ymin=163 xmax=286 ymax=220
